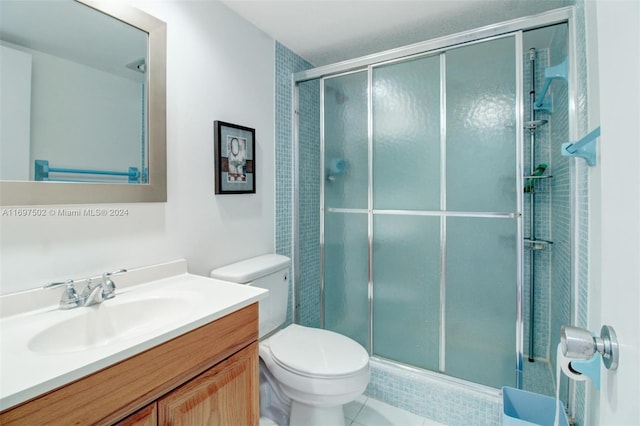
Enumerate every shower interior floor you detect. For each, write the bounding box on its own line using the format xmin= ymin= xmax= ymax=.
xmin=523 ymin=358 xmax=556 ymax=397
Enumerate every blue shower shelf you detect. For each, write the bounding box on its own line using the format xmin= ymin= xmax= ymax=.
xmin=534 ymin=58 xmax=568 ymax=113
xmin=561 ymin=126 xmax=600 ymax=167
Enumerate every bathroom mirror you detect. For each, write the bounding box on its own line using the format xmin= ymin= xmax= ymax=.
xmin=0 ymin=0 xmax=166 ymax=205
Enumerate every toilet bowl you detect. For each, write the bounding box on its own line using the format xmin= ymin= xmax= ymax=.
xmin=210 ymin=255 xmax=370 ymax=426
xmin=260 ymin=324 xmax=369 ymax=426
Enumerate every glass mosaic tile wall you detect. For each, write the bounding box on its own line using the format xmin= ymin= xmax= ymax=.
xmin=296 ymin=79 xmax=321 ymax=328
xmin=275 ymin=41 xmax=315 ymax=326
xmin=572 ymin=1 xmax=592 ymax=423
xmin=368 ymin=360 xmax=502 ymax=425
xmin=522 ymin=45 xmax=555 ymax=398
xmin=520 ymin=23 xmax=573 ymax=403
xmin=523 ymin=47 xmax=552 ymax=366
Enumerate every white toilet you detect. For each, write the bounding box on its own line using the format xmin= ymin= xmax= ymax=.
xmin=211 ymin=254 xmax=370 ymax=426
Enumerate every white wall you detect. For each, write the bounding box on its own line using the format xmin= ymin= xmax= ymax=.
xmin=589 ymin=0 xmax=640 ymax=424
xmin=1 ymin=40 xmax=143 ymax=180
xmin=0 ymin=1 xmax=276 ymax=295
xmin=0 ymin=45 xmax=31 ymax=181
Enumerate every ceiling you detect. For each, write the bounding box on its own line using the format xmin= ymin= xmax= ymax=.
xmin=221 ymin=0 xmax=570 ymax=66
xmin=0 ymin=1 xmax=147 ymax=82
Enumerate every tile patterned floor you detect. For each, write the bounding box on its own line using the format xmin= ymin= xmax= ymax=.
xmin=345 ymin=396 xmax=446 ymax=426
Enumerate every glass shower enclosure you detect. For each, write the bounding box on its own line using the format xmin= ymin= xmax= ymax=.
xmin=294 ymin=15 xmax=574 ymax=398
xmin=322 ymin=35 xmax=521 ymax=389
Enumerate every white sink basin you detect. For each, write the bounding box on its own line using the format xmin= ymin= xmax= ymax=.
xmin=28 ymin=297 xmax=189 ymax=354
xmin=0 ymin=260 xmax=268 ymax=411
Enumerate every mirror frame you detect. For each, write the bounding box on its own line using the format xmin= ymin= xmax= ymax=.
xmin=0 ymin=0 xmax=167 ymax=205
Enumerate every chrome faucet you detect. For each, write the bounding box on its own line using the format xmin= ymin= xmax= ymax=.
xmin=45 ymin=269 xmax=127 ymax=309
xmin=79 ymin=278 xmax=105 ymax=307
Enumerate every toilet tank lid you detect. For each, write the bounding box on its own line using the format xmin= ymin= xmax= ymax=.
xmin=210 ymin=254 xmax=290 ymax=284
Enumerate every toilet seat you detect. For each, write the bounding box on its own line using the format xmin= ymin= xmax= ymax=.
xmin=267 ymin=324 xmax=369 ymax=379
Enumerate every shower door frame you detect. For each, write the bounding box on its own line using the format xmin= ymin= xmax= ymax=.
xmin=292 ymin=6 xmax=579 ymax=393
xmin=320 ymin=34 xmax=524 ymax=389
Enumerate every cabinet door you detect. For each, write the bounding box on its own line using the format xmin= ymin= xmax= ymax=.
xmin=115 ymin=403 xmax=157 ymax=426
xmin=158 ymin=342 xmax=259 ymax=426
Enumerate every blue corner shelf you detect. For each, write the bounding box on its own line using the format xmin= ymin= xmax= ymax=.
xmin=561 ymin=127 xmax=600 ymax=167
xmin=534 ymin=58 xmax=568 ymax=113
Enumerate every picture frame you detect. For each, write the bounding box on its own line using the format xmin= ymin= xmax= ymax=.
xmin=214 ymin=121 xmax=256 ymax=194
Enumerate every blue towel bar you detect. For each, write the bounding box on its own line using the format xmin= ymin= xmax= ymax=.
xmin=34 ymin=160 xmax=140 ymax=183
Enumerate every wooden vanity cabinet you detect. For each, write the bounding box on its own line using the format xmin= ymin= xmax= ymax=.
xmin=117 ymin=342 xmax=259 ymax=426
xmin=116 ymin=403 xmax=157 ymax=426
xmin=157 ymin=341 xmax=258 ymax=425
xmin=0 ymin=303 xmax=259 ymax=426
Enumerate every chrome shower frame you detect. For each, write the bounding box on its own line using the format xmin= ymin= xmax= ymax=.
xmin=292 ymin=6 xmax=578 ymax=395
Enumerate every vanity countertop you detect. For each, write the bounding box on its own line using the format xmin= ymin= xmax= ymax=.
xmin=0 ymin=260 xmax=267 ymax=411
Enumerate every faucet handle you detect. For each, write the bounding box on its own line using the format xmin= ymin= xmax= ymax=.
xmin=102 ymin=269 xmax=127 ymax=300
xmin=44 ymin=279 xmax=73 ymax=289
xmin=44 ymin=279 xmax=80 ymax=309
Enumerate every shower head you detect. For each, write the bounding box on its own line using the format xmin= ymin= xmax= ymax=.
xmin=325 ymin=85 xmax=349 ymax=105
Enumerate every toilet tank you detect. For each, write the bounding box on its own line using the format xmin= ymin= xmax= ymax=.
xmin=210 ymin=254 xmax=290 ymax=338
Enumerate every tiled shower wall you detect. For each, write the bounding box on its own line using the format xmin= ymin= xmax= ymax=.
xmin=547 ymin=24 xmax=573 ymax=402
xmin=367 ymin=361 xmax=502 ymax=425
xmin=523 ymin=47 xmax=553 ymax=365
xmin=274 ymin=41 xmax=314 ymax=326
xmin=296 ymin=79 xmax=321 ymax=328
xmin=571 ymin=0 xmax=592 ymax=423
xmin=522 ymin=5 xmax=591 ymax=423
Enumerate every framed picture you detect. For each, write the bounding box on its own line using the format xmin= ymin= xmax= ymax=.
xmin=214 ymin=121 xmax=256 ymax=194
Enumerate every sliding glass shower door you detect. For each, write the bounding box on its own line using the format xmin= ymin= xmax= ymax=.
xmin=323 ymin=72 xmax=370 ymax=350
xmin=322 ymin=35 xmax=521 ymax=389
xmin=371 ymin=54 xmax=442 ymax=373
xmin=443 ymin=38 xmax=519 ymax=387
